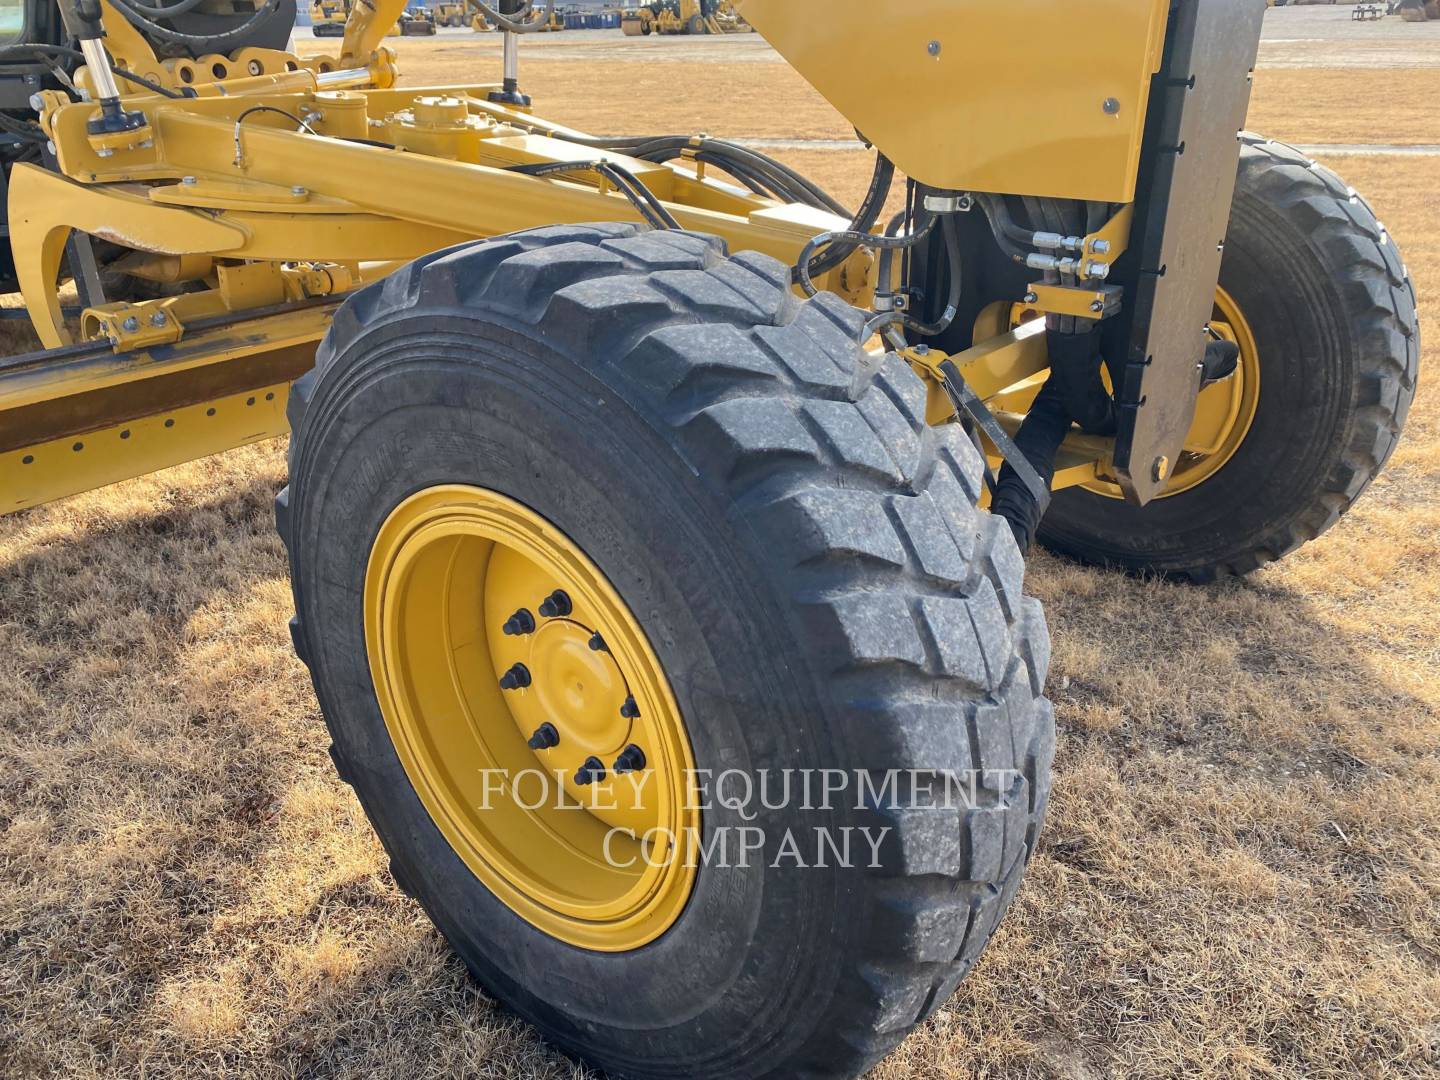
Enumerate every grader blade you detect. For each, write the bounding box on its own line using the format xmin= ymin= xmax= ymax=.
xmin=0 ymin=303 xmax=330 ymax=512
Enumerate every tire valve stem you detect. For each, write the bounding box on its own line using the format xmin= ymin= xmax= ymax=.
xmin=502 ymin=608 xmax=537 ymax=636
xmin=588 ymin=632 xmax=607 ymax=653
xmin=499 ymin=663 xmax=532 ymax=691
xmin=612 ymin=744 xmax=646 ymax=775
xmin=619 ymin=695 xmax=640 ymax=720
xmin=527 ymin=723 xmax=559 ymax=750
xmin=538 ymin=590 xmax=573 ymax=618
xmin=575 ymin=756 xmax=606 ymax=786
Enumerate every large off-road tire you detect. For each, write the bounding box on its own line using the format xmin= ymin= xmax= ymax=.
xmin=1040 ymin=135 xmax=1420 ymax=581
xmin=278 ymin=224 xmax=1054 ymax=1079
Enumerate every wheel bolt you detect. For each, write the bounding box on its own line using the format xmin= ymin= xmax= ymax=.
xmin=527 ymin=723 xmax=559 ymax=750
xmin=575 ymin=756 xmax=606 ymax=786
xmin=499 ymin=663 xmax=531 ymax=690
xmin=537 ymin=590 xmax=572 ymax=618
xmin=612 ymin=744 xmax=646 ymax=775
xmin=619 ymin=695 xmax=640 ymax=720
xmin=502 ymin=608 xmax=536 ymax=636
xmin=588 ymin=632 xmax=607 ymax=652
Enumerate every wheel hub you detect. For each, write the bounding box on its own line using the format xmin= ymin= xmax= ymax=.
xmin=364 ymin=485 xmax=699 ymax=952
xmin=520 ymin=618 xmax=633 ymax=757
xmin=1085 ymin=285 xmax=1261 ymax=500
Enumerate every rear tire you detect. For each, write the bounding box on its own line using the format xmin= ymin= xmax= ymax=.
xmin=1040 ymin=135 xmax=1420 ymax=581
xmin=279 ymin=224 xmax=1054 ymax=1079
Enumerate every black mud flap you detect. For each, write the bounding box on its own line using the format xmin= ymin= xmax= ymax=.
xmin=1112 ymin=0 xmax=1267 ymax=505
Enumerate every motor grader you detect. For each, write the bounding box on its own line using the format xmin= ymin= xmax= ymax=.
xmin=622 ymin=0 xmax=713 ymax=36
xmin=0 ymin=0 xmax=1419 ymax=1076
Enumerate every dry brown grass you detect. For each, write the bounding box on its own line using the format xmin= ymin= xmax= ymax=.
xmin=3 ymin=31 xmax=1439 ymax=1080
xmin=1249 ymin=68 xmax=1440 ymax=146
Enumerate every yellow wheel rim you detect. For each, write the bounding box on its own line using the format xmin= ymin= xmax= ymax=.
xmin=1086 ymin=286 xmax=1262 ymax=499
xmin=364 ymin=485 xmax=699 ymax=952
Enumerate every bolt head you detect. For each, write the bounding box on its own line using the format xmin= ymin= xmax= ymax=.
xmin=1090 ymin=300 xmax=1105 ymax=313
xmin=502 ymin=608 xmax=536 ymax=636
xmin=927 ymin=39 xmax=942 ymax=57
xmin=1092 ymin=240 xmax=1112 ymax=255
xmin=575 ymin=756 xmax=606 ymax=786
xmin=1152 ymin=456 xmax=1171 ymax=482
xmin=292 ymin=185 xmax=307 ymax=196
xmin=1024 ymin=291 xmax=1039 ymax=305
xmin=28 ymin=93 xmax=43 ymax=111
xmin=1103 ymin=97 xmax=1122 ymax=115
xmin=149 ymin=312 xmax=167 ymax=327
xmin=121 ymin=316 xmax=140 ymax=333
xmin=182 ymin=175 xmax=197 ymax=185
xmin=96 ymin=148 xmax=114 ymax=158
xmin=612 ymin=744 xmax=646 ymax=775
xmin=527 ymin=723 xmax=559 ymax=750
xmin=499 ymin=662 xmax=532 ymax=690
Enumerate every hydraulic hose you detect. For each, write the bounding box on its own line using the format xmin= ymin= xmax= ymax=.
xmin=108 ymin=0 xmax=283 ymax=44
xmin=864 ymin=213 xmax=962 ymax=341
xmin=792 ymin=152 xmax=895 ymax=284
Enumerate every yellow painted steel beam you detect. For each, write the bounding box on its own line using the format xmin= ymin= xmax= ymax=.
xmin=0 ymin=303 xmax=334 ymax=418
xmin=1 ymin=382 xmax=291 ymax=514
xmin=0 ymin=303 xmax=335 ymax=511
xmin=9 ymin=165 xmax=470 ymax=347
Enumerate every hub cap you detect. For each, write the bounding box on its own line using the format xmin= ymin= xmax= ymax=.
xmin=364 ymin=485 xmax=698 ymax=951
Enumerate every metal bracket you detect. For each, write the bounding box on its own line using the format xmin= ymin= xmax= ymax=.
xmin=1111 ymin=0 xmax=1266 ymax=505
xmin=902 ymin=345 xmax=1052 ymax=514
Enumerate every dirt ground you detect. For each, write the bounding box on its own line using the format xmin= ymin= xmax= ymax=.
xmin=3 ymin=8 xmax=1439 ymax=1079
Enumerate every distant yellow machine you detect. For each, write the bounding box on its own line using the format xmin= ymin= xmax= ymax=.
xmin=308 ymin=0 xmax=350 ymax=36
xmin=434 ymin=1 xmax=469 ymax=26
xmin=311 ymin=0 xmax=401 ymax=36
xmin=622 ymin=0 xmax=750 ymax=36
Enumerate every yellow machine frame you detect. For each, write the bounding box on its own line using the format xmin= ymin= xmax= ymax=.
xmin=4 ymin=0 xmax=1172 ymax=514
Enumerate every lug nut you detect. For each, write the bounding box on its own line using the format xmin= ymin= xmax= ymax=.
xmin=619 ymin=695 xmax=640 ymax=720
xmin=499 ymin=662 xmax=531 ymax=690
xmin=502 ymin=608 xmax=536 ymax=636
xmin=575 ymin=756 xmax=606 ymax=786
xmin=527 ymin=723 xmax=559 ymax=750
xmin=612 ymin=744 xmax=646 ymax=775
xmin=588 ymin=632 xmax=607 ymax=652
xmin=537 ymin=590 xmax=572 ymax=618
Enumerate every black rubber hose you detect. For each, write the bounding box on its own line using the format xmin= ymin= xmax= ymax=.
xmin=619 ymin=136 xmax=852 ymax=217
xmin=976 ymin=193 xmax=1036 ymax=262
xmin=108 ymin=0 xmax=282 ymax=45
xmin=113 ymin=0 xmax=210 ymax=19
xmin=794 ymin=152 xmax=895 ymax=282
xmin=864 ymin=212 xmax=962 ymax=341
